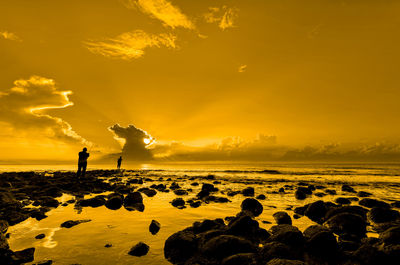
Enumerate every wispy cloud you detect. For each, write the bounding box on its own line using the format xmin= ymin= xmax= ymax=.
xmin=0 ymin=76 xmax=89 ymax=145
xmin=84 ymin=30 xmax=177 ymax=60
xmin=124 ymin=0 xmax=195 ymax=29
xmin=204 ymin=6 xmax=238 ymax=30
xmin=0 ymin=30 xmax=21 ymax=41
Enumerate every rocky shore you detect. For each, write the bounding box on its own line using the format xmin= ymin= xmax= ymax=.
xmin=0 ymin=170 xmax=400 ymax=264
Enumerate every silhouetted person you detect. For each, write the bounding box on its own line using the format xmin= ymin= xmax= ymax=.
xmin=117 ymin=156 xmax=122 ymax=170
xmin=77 ymin=147 xmax=90 ymax=178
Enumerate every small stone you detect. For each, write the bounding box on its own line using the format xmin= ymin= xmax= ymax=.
xmin=35 ymin=233 xmax=45 ymax=239
xmin=149 ymin=220 xmax=161 ymax=235
xmin=128 ymin=242 xmax=149 ymax=256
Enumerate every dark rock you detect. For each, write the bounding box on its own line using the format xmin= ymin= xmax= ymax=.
xmin=174 ymin=189 xmax=188 ymax=196
xmin=368 ymin=207 xmax=400 ymax=223
xmin=269 ymin=224 xmax=305 ymax=247
xmin=256 ymin=194 xmax=266 ymax=200
xmin=221 ymin=253 xmax=257 ymax=265
xmin=191 ymin=182 xmax=199 ymax=186
xmin=324 ymin=212 xmax=366 ymax=239
xmin=171 ymin=198 xmax=185 ymax=208
xmin=35 ymin=196 xmax=59 ymax=208
xmin=304 ymin=200 xmax=328 ymax=223
xmin=169 ymin=182 xmax=180 ymax=190
xmin=164 ymin=230 xmax=198 ymax=264
xmin=359 ymin=198 xmax=390 ymax=208
xmin=353 ymin=242 xmax=385 ymax=265
xmin=241 ymin=198 xmax=263 ymax=217
xmin=78 ymin=196 xmax=106 ymax=207
xmin=124 ymin=192 xmax=143 ymax=205
xmin=325 ymin=189 xmax=337 ymax=195
xmin=35 ymin=233 xmax=45 ymax=239
xmin=189 ymin=200 xmax=201 ymax=208
xmin=303 ymin=225 xmax=338 ymax=259
xmin=193 ymin=219 xmax=225 ymax=234
xmin=314 ymin=192 xmax=326 ymax=197
xmin=202 ymin=183 xmax=218 ymax=193
xmin=60 ymin=219 xmax=91 ymax=228
xmin=11 ymin=247 xmax=35 ymax=263
xmin=357 ymin=191 xmax=372 ymax=197
xmin=325 ymin=205 xmax=367 ymax=221
xmin=294 ymin=189 xmax=306 ymax=200
xmin=380 ymin=226 xmax=400 ymax=245
xmin=201 ymin=235 xmax=257 ymax=260
xmin=278 ymin=187 xmax=285 ymax=193
xmin=0 ymin=220 xmax=8 ymax=234
xmin=342 ymin=184 xmax=356 ymax=193
xmin=104 ymin=244 xmax=112 ymax=248
xmin=391 ymin=201 xmax=400 ymax=208
xmin=227 ymin=215 xmax=260 ymax=240
xmin=105 ymin=193 xmax=123 ymax=210
xmin=128 ymin=242 xmax=149 ymax=256
xmin=242 ymin=187 xmax=255 ymax=197
xmin=138 ymin=188 xmax=157 ymax=197
xmin=266 ymin=258 xmax=305 ymax=265
xmin=258 ymin=241 xmax=294 ymax=261
xmin=335 ymin=197 xmax=351 ymax=205
xmin=273 ymin=211 xmax=292 ymax=225
xmin=149 ymin=220 xmax=161 ymax=235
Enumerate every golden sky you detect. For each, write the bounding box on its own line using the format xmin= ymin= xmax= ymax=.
xmin=1 ymin=0 xmax=400 ymax=162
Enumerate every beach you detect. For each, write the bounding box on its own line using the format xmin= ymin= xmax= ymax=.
xmin=1 ymin=163 xmax=400 ymax=264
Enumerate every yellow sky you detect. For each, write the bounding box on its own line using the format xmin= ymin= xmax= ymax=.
xmin=1 ymin=0 xmax=400 ymax=162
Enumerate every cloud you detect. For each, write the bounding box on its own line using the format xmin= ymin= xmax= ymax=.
xmin=0 ymin=31 xmax=21 ymax=41
xmin=108 ymin=124 xmax=154 ymax=160
xmin=0 ymin=76 xmax=89 ymax=145
xmin=124 ymin=0 xmax=195 ymax=29
xmin=238 ymin=64 xmax=247 ymax=73
xmin=84 ymin=30 xmax=177 ymax=60
xmin=204 ymin=6 xmax=238 ymax=30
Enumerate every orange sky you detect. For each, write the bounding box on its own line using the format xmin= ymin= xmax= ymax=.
xmin=1 ymin=0 xmax=400 ymax=162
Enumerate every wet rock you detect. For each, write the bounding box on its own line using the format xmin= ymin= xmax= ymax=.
xmin=294 ymin=189 xmax=306 ymax=200
xmin=11 ymin=247 xmax=35 ymax=263
xmin=380 ymin=226 xmax=400 ymax=245
xmin=335 ymin=197 xmax=351 ymax=205
xmin=278 ymin=187 xmax=285 ymax=193
xmin=314 ymin=192 xmax=326 ymax=197
xmin=256 ymin=194 xmax=266 ymax=200
xmin=124 ymin=192 xmax=143 ymax=206
xmin=258 ymin=241 xmax=295 ymax=261
xmin=0 ymin=220 xmax=8 ymax=234
xmin=169 ymin=182 xmax=180 ymax=190
xmin=105 ymin=193 xmax=123 ymax=210
xmin=60 ymin=219 xmax=91 ymax=228
xmin=269 ymin=224 xmax=305 ymax=247
xmin=325 ymin=205 xmax=367 ymax=221
xmin=149 ymin=220 xmax=161 ymax=235
xmin=35 ymin=260 xmax=53 ymax=265
xmin=191 ymin=182 xmax=199 ymax=186
xmin=273 ymin=211 xmax=292 ymax=225
xmin=174 ymin=189 xmax=188 ymax=196
xmin=201 ymin=235 xmax=258 ymax=260
xmin=368 ymin=207 xmax=400 ymax=223
xmin=138 ymin=188 xmax=157 ymax=197
xmin=352 ymin=242 xmax=385 ymax=265
xmin=221 ymin=253 xmax=257 ymax=265
xmin=202 ymin=183 xmax=218 ymax=193
xmin=164 ymin=230 xmax=198 ymax=264
xmin=304 ymin=200 xmax=328 ymax=224
xmin=189 ymin=200 xmax=201 ymax=208
xmin=193 ymin=219 xmax=225 ymax=234
xmin=391 ymin=201 xmax=400 ymax=208
xmin=128 ymin=242 xmax=149 ymax=256
xmin=242 ymin=187 xmax=255 ymax=197
xmin=266 ymin=258 xmax=305 ymax=265
xmin=35 ymin=196 xmax=59 ymax=208
xmin=325 ymin=189 xmax=337 ymax=195
xmin=0 ymin=232 xmax=9 ymax=250
xmin=171 ymin=198 xmax=185 ymax=209
xmin=359 ymin=198 xmax=390 ymax=208
xmin=324 ymin=212 xmax=366 ymax=239
xmin=104 ymin=244 xmax=112 ymax=248
xmin=342 ymin=184 xmax=356 ymax=193
xmin=35 ymin=233 xmax=45 ymax=239
xmin=226 ymin=215 xmax=261 ymax=241
xmin=78 ymin=196 xmax=106 ymax=208
xmin=241 ymin=198 xmax=263 ymax=217
xmin=303 ymin=225 xmax=338 ymax=259
xmin=357 ymin=191 xmax=372 ymax=197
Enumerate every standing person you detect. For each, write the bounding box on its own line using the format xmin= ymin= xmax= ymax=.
xmin=77 ymin=147 xmax=90 ymax=178
xmin=117 ymin=156 xmax=122 ymax=170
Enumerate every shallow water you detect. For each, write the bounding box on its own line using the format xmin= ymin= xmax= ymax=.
xmin=4 ymin=163 xmax=400 ymax=264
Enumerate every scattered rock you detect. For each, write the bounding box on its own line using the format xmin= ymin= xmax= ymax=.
xmin=342 ymin=185 xmax=356 ymax=193
xmin=105 ymin=193 xmax=123 ymax=210
xmin=60 ymin=219 xmax=91 ymax=228
xmin=149 ymin=220 xmax=161 ymax=235
xmin=241 ymin=198 xmax=263 ymax=217
xmin=128 ymin=242 xmax=149 ymax=256
xmin=35 ymin=233 xmax=45 ymax=239
xmin=242 ymin=187 xmax=255 ymax=197
xmin=171 ymin=198 xmax=185 ymax=209
xmin=273 ymin=211 xmax=292 ymax=225
xmin=359 ymin=198 xmax=390 ymax=208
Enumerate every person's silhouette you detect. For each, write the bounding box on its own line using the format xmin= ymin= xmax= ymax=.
xmin=117 ymin=156 xmax=122 ymax=170
xmin=77 ymin=147 xmax=90 ymax=178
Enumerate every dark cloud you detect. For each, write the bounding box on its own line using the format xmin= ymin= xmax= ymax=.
xmin=108 ymin=124 xmax=154 ymax=160
xmin=0 ymin=76 xmax=89 ymax=145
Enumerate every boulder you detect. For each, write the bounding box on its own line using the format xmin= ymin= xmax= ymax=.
xmin=295 ymin=189 xmax=306 ymax=200
xmin=174 ymin=189 xmax=188 ymax=196
xmin=357 ymin=191 xmax=372 ymax=197
xmin=304 ymin=200 xmax=328 ymax=223
xmin=201 ymin=235 xmax=257 ymax=260
xmin=241 ymin=198 xmax=263 ymax=217
xmin=256 ymin=194 xmax=266 ymax=200
xmin=149 ymin=220 xmax=161 ymax=235
xmin=368 ymin=207 xmax=400 ymax=223
xmin=342 ymin=185 xmax=356 ymax=193
xmin=164 ymin=230 xmax=198 ymax=264
xmin=11 ymin=247 xmax=35 ymax=263
xmin=303 ymin=225 xmax=338 ymax=259
xmin=258 ymin=241 xmax=295 ymax=261
xmin=171 ymin=198 xmax=185 ymax=209
xmin=105 ymin=193 xmax=123 ymax=210
xmin=242 ymin=187 xmax=255 ymax=197
xmin=359 ymin=198 xmax=390 ymax=208
xmin=273 ymin=212 xmax=292 ymax=225
xmin=269 ymin=224 xmax=304 ymax=247
xmin=221 ymin=253 xmax=257 ymax=265
xmin=128 ymin=242 xmax=149 ymax=256
xmin=78 ymin=196 xmax=105 ymax=207
xmin=324 ymin=212 xmax=366 ymax=239
xmin=335 ymin=197 xmax=351 ymax=205
xmin=380 ymin=226 xmax=400 ymax=245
